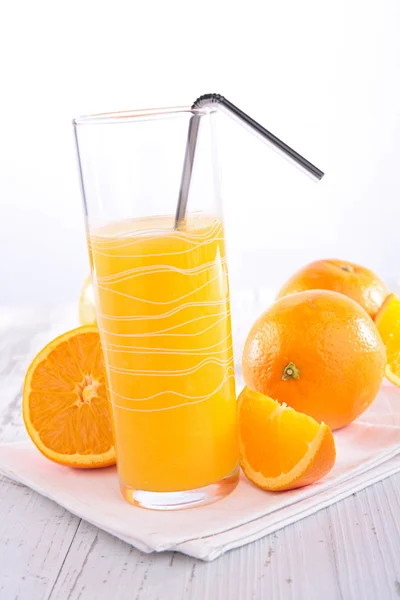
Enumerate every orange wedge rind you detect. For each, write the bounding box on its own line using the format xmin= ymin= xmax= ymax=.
xmin=238 ymin=387 xmax=336 ymax=491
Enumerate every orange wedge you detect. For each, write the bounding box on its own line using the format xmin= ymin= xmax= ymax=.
xmin=375 ymin=293 xmax=400 ymax=386
xmin=23 ymin=326 xmax=115 ymax=468
xmin=238 ymin=387 xmax=336 ymax=491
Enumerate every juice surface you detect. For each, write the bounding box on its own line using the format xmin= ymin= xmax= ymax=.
xmin=89 ymin=214 xmax=238 ymax=492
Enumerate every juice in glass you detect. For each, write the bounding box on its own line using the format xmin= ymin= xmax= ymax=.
xmin=89 ymin=213 xmax=238 ymax=496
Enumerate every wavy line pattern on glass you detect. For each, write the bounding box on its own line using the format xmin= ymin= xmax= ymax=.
xmin=97 ymin=298 xmax=228 ymax=321
xmin=98 ymin=312 xmax=230 ymax=338
xmin=89 ymin=219 xmax=223 ymax=249
xmin=90 ymin=214 xmax=235 ymax=414
xmin=96 ymin=258 xmax=227 ymax=285
xmin=106 ymin=356 xmax=234 ymax=376
xmin=97 ymin=272 xmax=223 ymax=305
xmin=108 ymin=366 xmax=235 ymax=402
xmin=89 ymin=236 xmax=225 ymax=259
xmin=108 ymin=368 xmax=236 ymax=412
xmin=102 ymin=344 xmax=233 ymax=357
xmin=102 ymin=332 xmax=233 ymax=353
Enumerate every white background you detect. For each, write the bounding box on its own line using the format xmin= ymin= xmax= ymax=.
xmin=1 ymin=0 xmax=400 ymax=307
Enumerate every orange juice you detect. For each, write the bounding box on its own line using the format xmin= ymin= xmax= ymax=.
xmin=89 ymin=214 xmax=238 ymax=493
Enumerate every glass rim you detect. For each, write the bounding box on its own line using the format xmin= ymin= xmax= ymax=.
xmin=73 ymin=105 xmax=216 ymax=126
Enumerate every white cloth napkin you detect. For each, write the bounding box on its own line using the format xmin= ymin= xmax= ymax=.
xmin=0 ymin=384 xmax=399 ymax=561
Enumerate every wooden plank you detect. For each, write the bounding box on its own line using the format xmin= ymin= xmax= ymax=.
xmin=0 ymin=310 xmax=82 ymax=600
xmin=46 ymin=475 xmax=400 ymax=600
xmin=0 ymin=478 xmax=81 ymax=600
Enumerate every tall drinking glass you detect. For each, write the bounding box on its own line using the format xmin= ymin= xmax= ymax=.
xmin=73 ymin=107 xmax=239 ymax=509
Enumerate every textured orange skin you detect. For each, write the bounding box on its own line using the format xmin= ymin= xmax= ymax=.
xmin=242 ymin=290 xmax=386 ymax=430
xmin=277 ymin=259 xmax=388 ymax=319
xmin=285 ymin=425 xmax=335 ymax=488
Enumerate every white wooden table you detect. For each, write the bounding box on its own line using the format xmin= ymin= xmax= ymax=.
xmin=0 ymin=306 xmax=399 ymax=600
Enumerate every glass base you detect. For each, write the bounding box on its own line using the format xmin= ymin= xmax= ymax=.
xmin=120 ymin=466 xmax=240 ymax=510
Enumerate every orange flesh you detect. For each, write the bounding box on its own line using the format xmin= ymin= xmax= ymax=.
xmin=238 ymin=387 xmax=336 ymax=491
xmin=375 ymin=293 xmax=400 ymax=386
xmin=23 ymin=327 xmax=115 ymax=467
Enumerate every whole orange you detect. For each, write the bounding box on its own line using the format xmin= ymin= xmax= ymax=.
xmin=277 ymin=259 xmax=387 ymax=319
xmin=242 ymin=290 xmax=386 ymax=430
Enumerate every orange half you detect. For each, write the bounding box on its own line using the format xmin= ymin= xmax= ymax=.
xmin=23 ymin=326 xmax=115 ymax=468
xmin=375 ymin=292 xmax=400 ymax=386
xmin=238 ymin=387 xmax=336 ymax=491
